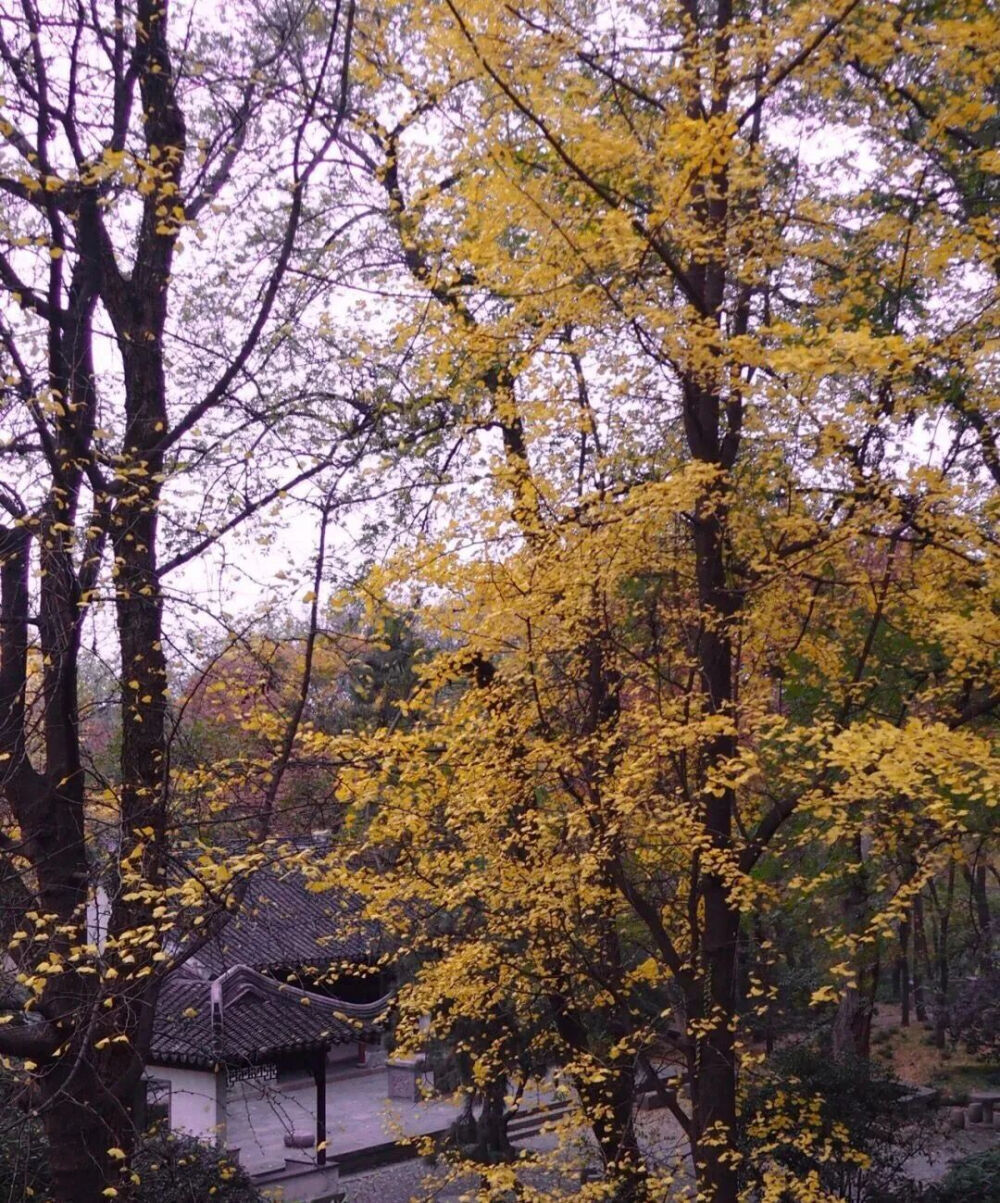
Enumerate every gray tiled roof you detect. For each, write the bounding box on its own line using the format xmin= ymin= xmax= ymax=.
xmin=151 ymin=965 xmax=388 ymax=1069
xmin=186 ymin=862 xmax=383 ymax=977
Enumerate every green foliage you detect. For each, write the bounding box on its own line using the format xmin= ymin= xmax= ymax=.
xmin=0 ymin=1082 xmax=47 ymax=1203
xmin=0 ymin=1097 xmax=262 ymax=1203
xmin=344 ymin=611 xmax=425 ymax=732
xmin=949 ymin=969 xmax=1000 ymax=1062
xmin=129 ymin=1131 xmax=264 ymax=1203
xmin=742 ymin=1047 xmax=936 ymax=1203
xmin=931 ymin=1146 xmax=1000 ymax=1203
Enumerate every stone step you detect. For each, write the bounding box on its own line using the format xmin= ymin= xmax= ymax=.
xmin=508 ymin=1100 xmax=574 ymax=1139
xmin=335 ymin=1100 xmax=575 ymax=1177
xmin=512 ymin=1101 xmax=575 ymax=1130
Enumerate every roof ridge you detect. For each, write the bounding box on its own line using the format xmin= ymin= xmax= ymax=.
xmin=218 ymin=963 xmax=392 ymax=1021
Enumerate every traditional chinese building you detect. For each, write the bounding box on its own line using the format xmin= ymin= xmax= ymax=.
xmin=147 ymin=963 xmax=388 ymax=1168
xmin=145 ymin=858 xmax=392 ymax=1182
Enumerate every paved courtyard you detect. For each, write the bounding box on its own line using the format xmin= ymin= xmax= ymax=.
xmin=227 ymin=1062 xmax=465 ymax=1172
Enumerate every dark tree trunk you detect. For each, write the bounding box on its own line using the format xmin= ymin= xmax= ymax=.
xmin=832 ymin=842 xmax=878 ymax=1061
xmin=473 ymin=1078 xmax=514 ymax=1163
xmin=549 ymin=995 xmax=650 ymax=1202
xmin=0 ymin=4 xmax=182 ymax=1197
xmin=0 ymin=0 xmax=353 ymax=1194
xmin=682 ymin=470 xmax=740 ymax=1203
xmin=832 ymin=975 xmax=878 ymax=1062
xmin=930 ymin=864 xmax=955 ymax=1050
xmin=686 ymin=902 xmax=740 ymax=1202
xmin=581 ymin=1064 xmax=647 ymax=1203
xmin=912 ymin=892 xmax=929 ymax=1023
xmin=965 ymin=861 xmax=993 ymax=973
xmin=676 ymin=4 xmax=743 ymax=1192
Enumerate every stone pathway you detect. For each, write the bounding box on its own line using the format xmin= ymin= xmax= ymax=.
xmin=902 ymin=1118 xmax=999 ymax=1185
xmin=247 ymin=1061 xmax=999 ymax=1201
xmin=230 ymin=1064 xmax=464 ymax=1172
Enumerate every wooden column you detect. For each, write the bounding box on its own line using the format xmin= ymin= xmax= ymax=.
xmin=313 ymin=1050 xmax=327 ymax=1166
xmin=214 ymin=1068 xmax=228 ymax=1150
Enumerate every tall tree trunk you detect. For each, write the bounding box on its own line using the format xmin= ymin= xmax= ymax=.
xmin=965 ymin=861 xmax=993 ymax=973
xmin=551 ymin=995 xmax=649 ymax=1202
xmin=899 ymin=918 xmax=911 ymax=1027
xmin=832 ymin=977 xmax=878 ymax=1062
xmin=684 ymin=483 xmax=739 ymax=1203
xmin=471 ymin=1076 xmax=514 ymax=1164
xmin=832 ymin=842 xmax=878 ymax=1061
xmin=930 ymin=864 xmax=956 ymax=1050
xmin=912 ymin=892 xmax=929 ymax=1024
xmin=582 ymin=1064 xmax=647 ymax=1203
xmin=686 ymin=902 xmax=740 ymax=1203
xmin=7 ymin=5 xmax=183 ymax=1196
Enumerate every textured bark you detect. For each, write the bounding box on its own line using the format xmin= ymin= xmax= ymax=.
xmin=966 ymin=862 xmax=993 ymax=972
xmin=929 ymin=863 xmax=956 ymax=1050
xmin=685 ymin=503 xmax=740 ymax=1203
xmin=831 ymin=837 xmax=879 ymax=1061
xmin=912 ymin=893 xmax=929 ymax=1023
xmin=0 ymin=4 xmax=181 ymax=1196
xmin=832 ymin=981 xmax=876 ymax=1062
xmin=473 ymin=1078 xmax=514 ymax=1163
xmin=899 ymin=919 xmax=911 ymax=1027
xmin=581 ymin=1065 xmax=647 ymax=1203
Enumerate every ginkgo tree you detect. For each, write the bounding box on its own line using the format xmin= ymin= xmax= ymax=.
xmin=319 ymin=1 xmax=1000 ymax=1201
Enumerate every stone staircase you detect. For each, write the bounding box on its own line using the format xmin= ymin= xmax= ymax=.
xmin=335 ymin=1096 xmax=576 ymax=1178
xmin=506 ymin=1097 xmax=575 ymax=1142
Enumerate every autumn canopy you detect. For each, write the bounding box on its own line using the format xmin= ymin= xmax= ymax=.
xmin=0 ymin=0 xmax=997 ymax=1201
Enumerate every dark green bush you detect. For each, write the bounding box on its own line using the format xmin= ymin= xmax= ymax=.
xmin=741 ymin=1046 xmax=936 ymax=1203
xmin=129 ymin=1130 xmax=264 ymax=1202
xmin=949 ymin=970 xmax=1000 ymax=1061
xmin=0 ymin=1092 xmax=263 ymax=1203
xmin=931 ymin=1146 xmax=1000 ymax=1203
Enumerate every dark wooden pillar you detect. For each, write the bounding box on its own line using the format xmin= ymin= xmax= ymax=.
xmin=313 ymin=1050 xmax=327 ymax=1166
xmin=215 ymin=1068 xmax=228 ymax=1150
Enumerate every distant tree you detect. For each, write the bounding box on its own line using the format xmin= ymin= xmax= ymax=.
xmin=949 ymin=967 xmax=1000 ymax=1061
xmin=168 ymin=607 xmax=426 ymax=835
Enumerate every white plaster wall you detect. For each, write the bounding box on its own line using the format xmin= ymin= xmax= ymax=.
xmin=152 ymin=1065 xmax=220 ymax=1142
xmin=329 ymin=1042 xmax=361 ymax=1066
xmin=86 ymin=883 xmax=111 ymax=951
